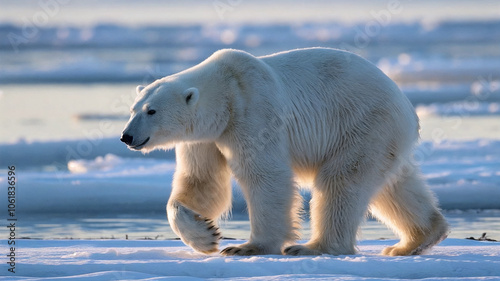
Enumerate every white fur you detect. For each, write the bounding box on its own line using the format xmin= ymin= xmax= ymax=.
xmin=122 ymin=48 xmax=448 ymax=256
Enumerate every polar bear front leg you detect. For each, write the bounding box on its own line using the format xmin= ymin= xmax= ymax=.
xmin=220 ymin=155 xmax=299 ymax=256
xmin=167 ymin=143 xmax=232 ymax=254
xmin=167 ymin=201 xmax=223 ymax=254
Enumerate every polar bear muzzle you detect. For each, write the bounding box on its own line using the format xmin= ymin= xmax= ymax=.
xmin=120 ymin=134 xmax=150 ymax=150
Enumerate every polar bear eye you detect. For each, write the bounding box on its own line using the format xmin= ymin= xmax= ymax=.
xmin=147 ymin=109 xmax=156 ymax=115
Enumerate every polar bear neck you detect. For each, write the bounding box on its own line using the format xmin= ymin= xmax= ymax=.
xmin=155 ymin=49 xmax=282 ymax=145
xmin=172 ymin=58 xmax=235 ymax=143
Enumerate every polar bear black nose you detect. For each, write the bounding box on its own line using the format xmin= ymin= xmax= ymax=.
xmin=120 ymin=134 xmax=133 ymax=145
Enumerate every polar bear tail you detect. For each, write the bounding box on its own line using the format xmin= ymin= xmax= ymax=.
xmin=369 ymin=165 xmax=449 ymax=256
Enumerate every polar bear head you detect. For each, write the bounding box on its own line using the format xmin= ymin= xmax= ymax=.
xmin=120 ymin=51 xmax=247 ymax=152
xmin=121 ymin=81 xmax=201 ymax=153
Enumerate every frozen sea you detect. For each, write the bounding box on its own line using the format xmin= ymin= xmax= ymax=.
xmin=0 ymin=0 xmax=500 ymax=280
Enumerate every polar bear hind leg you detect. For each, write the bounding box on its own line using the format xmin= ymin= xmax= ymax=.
xmin=369 ymin=166 xmax=449 ymax=256
xmin=285 ymin=160 xmax=382 ymax=256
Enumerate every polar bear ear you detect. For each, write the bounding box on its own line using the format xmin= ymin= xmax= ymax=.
xmin=182 ymin=87 xmax=199 ymax=106
xmin=136 ymin=85 xmax=145 ymax=95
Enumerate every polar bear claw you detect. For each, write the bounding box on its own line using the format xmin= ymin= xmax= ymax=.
xmin=168 ymin=201 xmax=222 ymax=254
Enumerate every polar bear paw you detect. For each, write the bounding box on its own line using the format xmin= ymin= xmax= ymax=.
xmin=283 ymin=244 xmax=322 ymax=256
xmin=167 ymin=201 xmax=222 ymax=254
xmin=221 ymin=242 xmax=281 ymax=256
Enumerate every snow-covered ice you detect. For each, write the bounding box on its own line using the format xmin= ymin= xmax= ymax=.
xmin=1 ymin=239 xmax=499 ymax=280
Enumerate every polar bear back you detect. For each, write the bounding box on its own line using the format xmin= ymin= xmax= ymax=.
xmin=257 ymin=48 xmax=419 ymax=177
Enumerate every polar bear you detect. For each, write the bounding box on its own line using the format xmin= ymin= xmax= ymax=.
xmin=121 ymin=48 xmax=448 ymax=256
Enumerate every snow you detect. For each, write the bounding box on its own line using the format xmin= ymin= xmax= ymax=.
xmin=2 ymin=239 xmax=499 ymax=280
xmin=417 ymin=102 xmax=500 ymax=117
xmin=377 ymin=56 xmax=500 ymax=84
